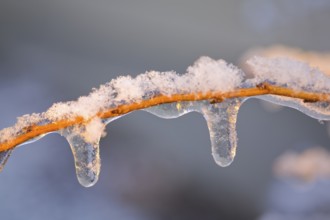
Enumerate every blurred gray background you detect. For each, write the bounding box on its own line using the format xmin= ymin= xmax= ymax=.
xmin=1 ymin=0 xmax=330 ymax=219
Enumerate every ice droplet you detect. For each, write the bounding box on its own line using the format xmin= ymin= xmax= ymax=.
xmin=0 ymin=150 xmax=12 ymax=172
xmin=199 ymin=99 xmax=243 ymax=167
xmin=61 ymin=122 xmax=103 ymax=187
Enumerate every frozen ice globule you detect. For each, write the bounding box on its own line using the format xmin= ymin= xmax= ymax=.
xmin=200 ymin=99 xmax=242 ymax=167
xmin=61 ymin=124 xmax=103 ymax=187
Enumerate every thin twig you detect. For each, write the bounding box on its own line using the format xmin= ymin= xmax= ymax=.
xmin=0 ymin=83 xmax=329 ymax=152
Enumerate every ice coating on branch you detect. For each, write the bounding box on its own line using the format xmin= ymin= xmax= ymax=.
xmin=144 ymin=101 xmax=200 ymax=118
xmin=257 ymin=95 xmax=330 ymax=120
xmin=247 ymin=56 xmax=330 ymax=93
xmin=0 ymin=150 xmax=12 ymax=172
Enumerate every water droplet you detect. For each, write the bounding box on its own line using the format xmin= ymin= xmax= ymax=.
xmin=199 ymin=99 xmax=242 ymax=167
xmin=0 ymin=150 xmax=12 ymax=172
xmin=61 ymin=122 xmax=104 ymax=187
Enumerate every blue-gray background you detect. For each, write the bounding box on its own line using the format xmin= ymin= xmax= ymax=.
xmin=1 ymin=1 xmax=330 ymax=219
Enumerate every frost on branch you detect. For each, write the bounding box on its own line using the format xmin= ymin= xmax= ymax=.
xmin=0 ymin=55 xmax=330 ymax=187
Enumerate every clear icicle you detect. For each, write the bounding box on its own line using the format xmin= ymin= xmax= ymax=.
xmin=199 ymin=99 xmax=243 ymax=167
xmin=61 ymin=120 xmax=104 ymax=187
xmin=145 ymin=99 xmax=243 ymax=167
xmin=0 ymin=150 xmax=12 ymax=172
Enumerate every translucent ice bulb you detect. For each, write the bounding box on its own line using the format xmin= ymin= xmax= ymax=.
xmin=199 ymin=99 xmax=243 ymax=167
xmin=61 ymin=124 xmax=102 ymax=187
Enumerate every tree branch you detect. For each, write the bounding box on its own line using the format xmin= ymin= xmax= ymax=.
xmin=0 ymin=82 xmax=329 ymax=152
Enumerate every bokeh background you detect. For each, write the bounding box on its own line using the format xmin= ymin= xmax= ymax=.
xmin=1 ymin=1 xmax=330 ymax=219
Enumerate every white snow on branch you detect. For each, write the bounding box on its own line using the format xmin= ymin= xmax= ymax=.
xmin=1 ymin=54 xmax=330 ymax=187
xmin=241 ymin=45 xmax=330 ymax=75
xmin=1 ymin=55 xmax=330 ymax=145
xmin=46 ymin=56 xmax=243 ymax=122
xmin=0 ymin=57 xmax=243 ymax=143
xmin=246 ymin=56 xmax=330 ymax=92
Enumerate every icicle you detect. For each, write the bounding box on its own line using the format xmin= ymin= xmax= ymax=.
xmin=144 ymin=101 xmax=198 ymax=119
xmin=199 ymin=99 xmax=243 ymax=167
xmin=0 ymin=150 xmax=12 ymax=172
xmin=257 ymin=95 xmax=330 ymax=121
xmin=61 ymin=118 xmax=105 ymax=187
xmin=145 ymin=99 xmax=243 ymax=167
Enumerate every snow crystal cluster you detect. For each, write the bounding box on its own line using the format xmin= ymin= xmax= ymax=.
xmin=0 ymin=55 xmax=330 ymax=187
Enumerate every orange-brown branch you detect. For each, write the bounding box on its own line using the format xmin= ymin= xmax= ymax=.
xmin=1 ymin=83 xmax=329 ymax=152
